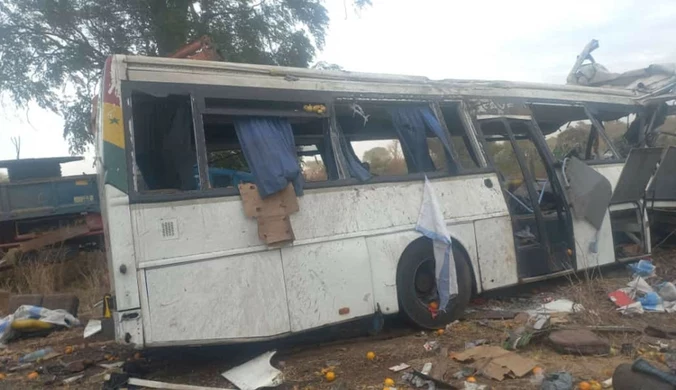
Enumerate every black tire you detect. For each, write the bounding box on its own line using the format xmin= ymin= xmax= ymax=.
xmin=396 ymin=239 xmax=472 ymax=329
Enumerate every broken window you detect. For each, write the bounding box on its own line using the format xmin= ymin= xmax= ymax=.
xmin=202 ymin=115 xmax=252 ymax=189
xmin=351 ymin=139 xmax=408 ymax=176
xmin=337 ymin=102 xmax=460 ymax=176
xmin=438 ymin=104 xmax=481 ymax=169
xmin=201 ymin=98 xmax=330 ymax=191
xmin=130 ymin=92 xmax=197 ymax=192
xmin=531 ymin=104 xmax=623 ymax=162
xmin=481 ymin=119 xmax=551 ymax=214
xmin=597 ymin=113 xmax=632 ymax=157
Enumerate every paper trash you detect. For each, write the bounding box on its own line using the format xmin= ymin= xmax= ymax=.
xmin=452 ymin=345 xmax=537 ymax=381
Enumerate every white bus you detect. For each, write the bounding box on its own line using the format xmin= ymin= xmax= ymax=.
xmin=95 ymin=55 xmax=658 ymax=348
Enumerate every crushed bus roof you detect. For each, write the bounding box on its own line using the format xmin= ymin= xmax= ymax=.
xmin=113 ymin=55 xmax=644 ymax=107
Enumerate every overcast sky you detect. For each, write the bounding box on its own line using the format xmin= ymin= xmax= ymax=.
xmin=2 ymin=0 xmax=675 ymax=176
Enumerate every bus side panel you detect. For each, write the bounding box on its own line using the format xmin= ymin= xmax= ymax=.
xmin=281 ymin=238 xmax=374 ymax=332
xmin=143 ymin=251 xmax=291 ymax=344
xmin=104 ymin=185 xmax=141 ymax=311
xmin=365 ymin=231 xmax=420 ymax=315
xmin=474 ymin=216 xmax=518 ymax=290
xmin=130 ymin=175 xmax=507 ymax=266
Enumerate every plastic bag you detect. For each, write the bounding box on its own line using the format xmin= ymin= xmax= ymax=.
xmin=657 ymin=282 xmax=676 ymax=302
xmin=0 ymin=305 xmax=80 ymax=345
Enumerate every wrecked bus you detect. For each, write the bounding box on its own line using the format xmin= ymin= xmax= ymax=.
xmin=95 ymin=55 xmax=658 ymax=348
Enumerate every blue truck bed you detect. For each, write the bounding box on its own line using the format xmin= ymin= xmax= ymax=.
xmin=0 ymin=174 xmax=99 ymax=222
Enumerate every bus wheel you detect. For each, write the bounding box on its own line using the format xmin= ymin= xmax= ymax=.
xmin=396 ymin=239 xmax=472 ymax=329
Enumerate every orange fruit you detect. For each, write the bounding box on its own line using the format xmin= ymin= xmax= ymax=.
xmin=466 ymin=376 xmax=476 ymax=383
xmin=366 ymin=351 xmax=376 ymax=360
xmin=532 ymin=366 xmax=544 ymax=374
xmin=65 ymin=346 xmax=74 ymax=354
xmin=325 ymin=372 xmax=336 ymax=382
xmin=27 ymin=372 xmax=39 ymax=380
xmin=429 ymin=302 xmax=439 ymax=310
xmin=384 ymin=378 xmax=395 ymax=387
xmin=578 ymin=381 xmax=591 ymax=390
xmin=436 ymin=329 xmax=444 ymax=336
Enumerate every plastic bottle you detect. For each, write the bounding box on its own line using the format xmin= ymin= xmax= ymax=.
xmin=19 ymin=347 xmax=54 ymax=363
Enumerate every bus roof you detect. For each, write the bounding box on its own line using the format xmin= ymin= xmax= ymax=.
xmin=113 ymin=54 xmax=643 ymax=107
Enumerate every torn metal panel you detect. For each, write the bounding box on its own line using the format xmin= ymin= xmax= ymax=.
xmin=611 ymin=148 xmax=663 ymax=204
xmin=564 ymin=157 xmax=613 ymax=230
xmin=648 ymin=146 xmax=676 ymax=202
xmin=567 ymin=39 xmax=676 ymax=96
xmin=222 ymin=351 xmax=283 ymax=390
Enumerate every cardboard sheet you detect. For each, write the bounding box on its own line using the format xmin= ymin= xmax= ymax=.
xmin=239 ymin=183 xmax=299 ymax=245
xmin=452 ymin=345 xmax=537 ymax=381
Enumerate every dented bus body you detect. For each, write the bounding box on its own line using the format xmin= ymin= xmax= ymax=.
xmin=96 ymin=55 xmax=659 ymax=348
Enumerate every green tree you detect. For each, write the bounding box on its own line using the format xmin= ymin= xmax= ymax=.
xmin=362 ymin=146 xmax=392 ymax=174
xmin=0 ymin=0 xmax=370 ymax=154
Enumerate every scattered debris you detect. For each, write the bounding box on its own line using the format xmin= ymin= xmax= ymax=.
xmin=389 ymin=363 xmax=410 ymax=372
xmin=462 ymin=382 xmax=487 ymax=390
xmin=452 ymin=345 xmax=537 ymax=381
xmin=463 ymin=310 xmax=518 ymax=320
xmin=423 ymin=340 xmax=440 ymax=352
xmin=548 ymin=330 xmax=610 ymax=355
xmin=540 ymin=372 xmax=573 ymax=390
xmin=105 ymin=374 xmax=234 ymax=390
xmin=638 ymin=292 xmax=665 ymax=312
xmin=19 ymin=347 xmax=54 ymax=363
xmin=222 ymin=351 xmax=283 ymax=390
xmin=65 ymin=358 xmax=94 ymax=373
xmin=84 ymin=319 xmax=102 ymax=338
xmin=617 ymin=302 xmax=644 ymax=315
xmin=534 ymin=299 xmax=584 ymax=314
xmin=0 ymin=305 xmax=79 ymax=344
xmin=9 ymin=363 xmax=33 ymax=372
xmin=504 ymin=326 xmax=533 ymax=350
xmin=531 ymin=314 xmax=551 ymax=330
xmin=464 ymin=339 xmax=488 ymax=350
xmin=404 ymin=366 xmax=458 ymax=390
xmin=452 ymin=367 xmax=475 ymax=379
xmin=628 ymin=259 xmax=655 ymax=277
xmin=99 ymin=361 xmax=125 ymax=370
xmin=62 ymin=374 xmax=84 ymax=385
xmin=608 ymin=290 xmax=634 ymax=308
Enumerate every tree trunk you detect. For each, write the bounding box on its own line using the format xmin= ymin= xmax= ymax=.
xmin=147 ymin=0 xmax=193 ymax=55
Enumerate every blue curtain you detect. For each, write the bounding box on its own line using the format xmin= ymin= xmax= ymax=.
xmin=329 ymin=115 xmax=371 ymax=181
xmin=388 ymin=107 xmax=458 ymax=173
xmin=234 ymin=117 xmax=304 ymax=198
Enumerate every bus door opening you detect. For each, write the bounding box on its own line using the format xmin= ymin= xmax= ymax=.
xmin=480 ymin=117 xmax=574 ymax=279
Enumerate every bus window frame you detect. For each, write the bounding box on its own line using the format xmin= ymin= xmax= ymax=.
xmin=121 ymin=81 xmax=494 ymax=204
xmin=528 ymin=102 xmax=636 ymax=166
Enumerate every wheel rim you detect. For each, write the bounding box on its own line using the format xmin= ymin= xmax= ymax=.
xmin=413 ymin=257 xmax=438 ymax=308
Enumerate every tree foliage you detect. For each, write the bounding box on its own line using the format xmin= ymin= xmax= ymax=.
xmin=0 ymin=0 xmax=370 ymax=154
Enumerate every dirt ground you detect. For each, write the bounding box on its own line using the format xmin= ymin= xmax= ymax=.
xmin=2 ymin=251 xmax=676 ymax=389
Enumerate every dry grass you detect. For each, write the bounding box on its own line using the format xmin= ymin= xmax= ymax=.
xmin=0 ymin=248 xmax=109 ymax=316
